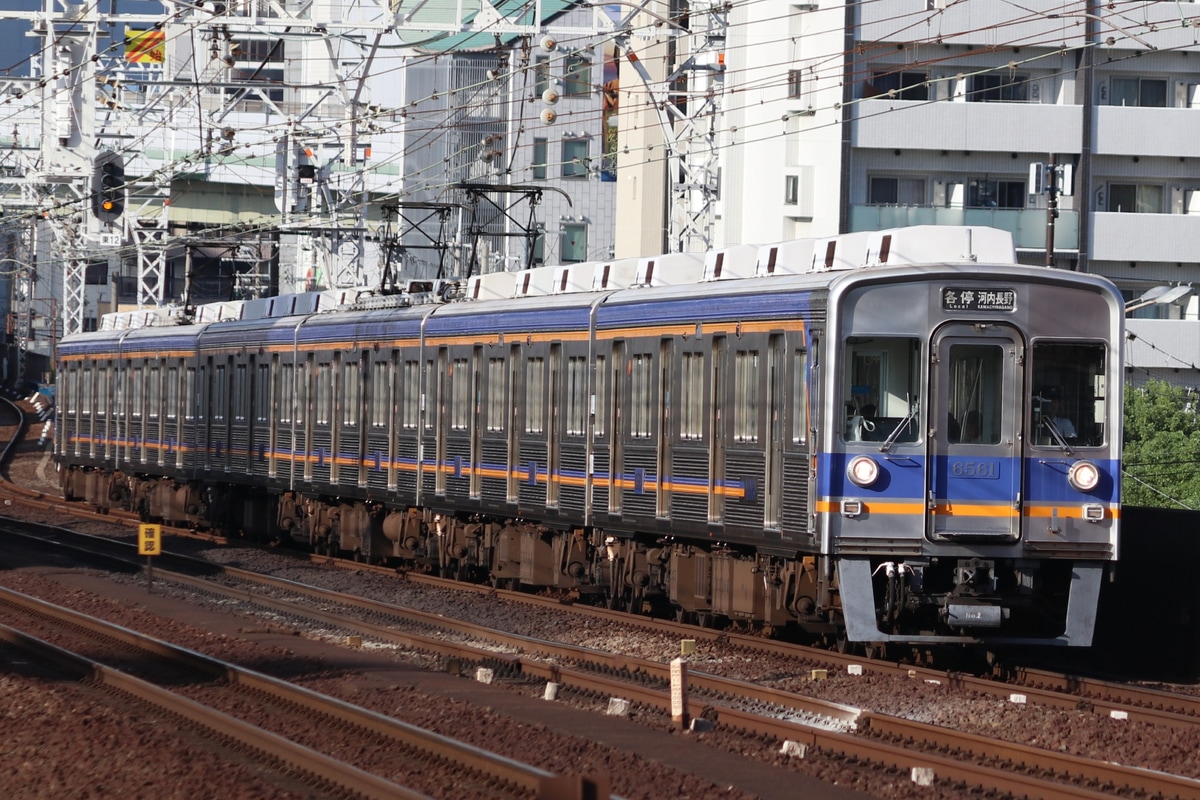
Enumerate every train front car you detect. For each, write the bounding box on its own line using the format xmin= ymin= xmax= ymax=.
xmin=824 ymin=245 xmax=1122 ymax=647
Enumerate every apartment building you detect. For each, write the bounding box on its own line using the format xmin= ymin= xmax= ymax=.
xmin=705 ymin=1 xmax=1200 ymax=320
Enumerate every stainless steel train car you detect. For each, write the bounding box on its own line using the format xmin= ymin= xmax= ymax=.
xmin=54 ymin=226 xmax=1123 ymax=648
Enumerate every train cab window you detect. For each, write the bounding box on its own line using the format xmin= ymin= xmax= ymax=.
xmin=566 ymin=356 xmax=588 ymax=437
xmin=1031 ymin=342 xmax=1107 ymax=447
xmin=843 ymin=337 xmax=921 ymax=443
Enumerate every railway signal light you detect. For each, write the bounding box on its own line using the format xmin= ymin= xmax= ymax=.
xmin=92 ymin=152 xmax=125 ymax=224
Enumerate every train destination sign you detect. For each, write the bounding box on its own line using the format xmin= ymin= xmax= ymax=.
xmin=941 ymin=287 xmax=1016 ymax=312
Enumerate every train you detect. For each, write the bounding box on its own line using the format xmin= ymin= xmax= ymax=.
xmin=54 ymin=225 xmax=1123 ymax=649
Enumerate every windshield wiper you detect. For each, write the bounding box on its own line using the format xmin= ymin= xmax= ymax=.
xmin=1041 ymin=416 xmax=1075 ymax=456
xmin=879 ymin=399 xmax=918 ymax=453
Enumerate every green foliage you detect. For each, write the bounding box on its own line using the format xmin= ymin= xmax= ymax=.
xmin=1122 ymin=379 xmax=1200 ymax=508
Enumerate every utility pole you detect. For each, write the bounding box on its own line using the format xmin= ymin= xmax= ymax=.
xmin=1045 ymin=153 xmax=1059 ymax=268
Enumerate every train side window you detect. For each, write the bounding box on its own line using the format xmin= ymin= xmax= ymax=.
xmin=1031 ymin=341 xmax=1107 ymax=447
xmin=256 ymin=363 xmax=271 ymax=424
xmin=185 ymin=368 xmax=195 ymax=422
xmin=80 ymin=367 xmax=91 ymax=417
xmin=166 ymin=367 xmax=178 ymax=421
xmin=233 ymin=364 xmax=247 ymax=422
xmin=148 ymin=367 xmax=160 ymax=420
xmin=486 ymin=357 xmax=506 ymax=432
xmin=343 ymin=359 xmax=361 ymax=428
xmin=451 ymin=357 xmax=470 ymax=431
xmin=630 ymin=353 xmax=654 ymax=439
xmin=131 ymin=367 xmax=144 ymax=419
xmin=526 ymin=357 xmax=545 ymax=434
xmin=97 ymin=367 xmax=109 ymax=418
xmin=402 ymin=360 xmax=420 ymax=429
xmin=278 ymin=363 xmax=293 ymax=424
xmin=734 ymin=349 xmax=759 ymax=443
xmin=792 ymin=349 xmax=808 ymax=444
xmin=211 ymin=365 xmax=225 ymax=422
xmin=566 ymin=356 xmax=588 ymax=436
xmin=370 ymin=361 xmax=390 ymax=428
xmin=593 ymin=355 xmax=606 ymax=438
xmin=316 ymin=362 xmax=332 ymax=425
xmin=680 ymin=352 xmax=704 ymax=441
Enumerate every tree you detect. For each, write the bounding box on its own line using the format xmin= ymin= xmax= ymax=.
xmin=1122 ymin=379 xmax=1200 ymax=509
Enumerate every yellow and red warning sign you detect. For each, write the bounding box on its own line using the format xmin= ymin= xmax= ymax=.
xmin=125 ymin=29 xmax=165 ymax=64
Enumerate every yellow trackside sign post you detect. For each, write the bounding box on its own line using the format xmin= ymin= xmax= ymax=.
xmin=138 ymin=524 xmax=161 ymax=591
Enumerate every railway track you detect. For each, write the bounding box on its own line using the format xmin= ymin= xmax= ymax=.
xmin=0 ymin=584 xmax=614 ymax=800
xmin=4 ymin=519 xmax=1200 ymax=800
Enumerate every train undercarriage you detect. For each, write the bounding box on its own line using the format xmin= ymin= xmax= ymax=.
xmin=59 ymin=466 xmax=1079 ymax=645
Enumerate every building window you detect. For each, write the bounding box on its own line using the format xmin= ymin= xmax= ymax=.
xmin=564 ymin=53 xmax=591 ymax=96
xmin=967 ymin=178 xmax=1026 ymax=209
xmin=1109 ymin=183 xmax=1164 ymax=213
xmin=787 ymin=69 xmax=803 ymax=99
xmin=968 ymin=73 xmax=1028 ymax=102
xmin=532 ymin=138 xmax=547 ymax=180
xmin=784 ymin=175 xmax=799 ymax=205
xmin=562 ymin=138 xmax=589 ymax=178
xmin=869 ymin=176 xmax=926 ymax=205
xmin=531 ymin=231 xmax=545 ymax=265
xmin=1111 ymin=77 xmax=1167 ymax=107
xmin=561 ymin=224 xmax=587 ymax=263
xmin=867 ymin=70 xmax=928 ymax=101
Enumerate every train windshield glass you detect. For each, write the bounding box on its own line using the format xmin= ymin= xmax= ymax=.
xmin=1031 ymin=342 xmax=1107 ymax=447
xmin=947 ymin=344 xmax=1003 ymax=444
xmin=844 ymin=336 xmax=921 ymax=444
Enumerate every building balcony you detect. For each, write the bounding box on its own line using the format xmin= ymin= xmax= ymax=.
xmin=852 ymin=100 xmax=1081 ymax=154
xmin=1091 ymin=212 xmax=1200 ymax=263
xmin=849 ymin=205 xmax=1078 ymax=252
xmin=1094 ymin=106 xmax=1200 ymax=159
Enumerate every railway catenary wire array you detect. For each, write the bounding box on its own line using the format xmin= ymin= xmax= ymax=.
xmin=54 ymin=224 xmax=1124 ymax=650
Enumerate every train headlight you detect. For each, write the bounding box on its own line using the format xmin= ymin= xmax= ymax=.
xmin=1068 ymin=460 xmax=1101 ymax=493
xmin=847 ymin=455 xmax=880 ymax=488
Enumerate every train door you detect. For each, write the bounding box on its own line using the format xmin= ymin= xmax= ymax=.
xmin=764 ymin=333 xmax=785 ymax=529
xmin=609 ymin=340 xmax=625 ymax=514
xmin=708 ymin=336 xmax=725 ymax=523
xmin=435 ymin=348 xmax=449 ymax=496
xmin=547 ymin=343 xmax=561 ymax=507
xmin=928 ymin=324 xmax=1024 ymax=542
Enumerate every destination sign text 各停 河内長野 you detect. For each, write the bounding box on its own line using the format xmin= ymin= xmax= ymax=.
xmin=941 ymin=288 xmax=1016 ymax=312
